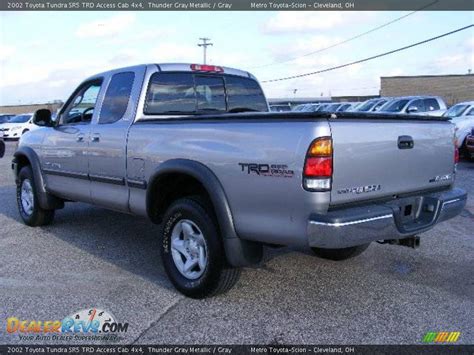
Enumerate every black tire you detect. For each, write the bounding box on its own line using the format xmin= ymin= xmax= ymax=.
xmin=16 ymin=166 xmax=55 ymax=226
xmin=160 ymin=196 xmax=240 ymax=298
xmin=311 ymin=243 xmax=370 ymax=261
xmin=0 ymin=140 xmax=5 ymax=158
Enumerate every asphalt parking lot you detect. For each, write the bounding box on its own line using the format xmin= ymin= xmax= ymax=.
xmin=0 ymin=140 xmax=472 ymax=345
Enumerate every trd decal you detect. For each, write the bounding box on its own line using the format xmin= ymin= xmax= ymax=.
xmin=238 ymin=163 xmax=294 ymax=178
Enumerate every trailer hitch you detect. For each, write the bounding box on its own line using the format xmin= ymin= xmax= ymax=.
xmin=377 ymin=236 xmax=420 ymax=249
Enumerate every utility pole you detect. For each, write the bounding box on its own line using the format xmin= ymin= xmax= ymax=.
xmin=198 ymin=37 xmax=213 ymax=64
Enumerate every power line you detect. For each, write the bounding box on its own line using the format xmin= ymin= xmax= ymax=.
xmin=251 ymin=0 xmax=439 ymax=69
xmin=261 ymin=24 xmax=474 ymax=83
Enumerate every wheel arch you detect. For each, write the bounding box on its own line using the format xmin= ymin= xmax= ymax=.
xmin=146 ymin=159 xmax=262 ymax=267
xmin=13 ymin=147 xmax=64 ymax=210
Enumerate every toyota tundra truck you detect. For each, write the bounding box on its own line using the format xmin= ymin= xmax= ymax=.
xmin=12 ymin=63 xmax=467 ymax=298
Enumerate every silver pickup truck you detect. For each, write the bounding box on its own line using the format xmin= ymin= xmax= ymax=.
xmin=13 ymin=63 xmax=467 ymax=298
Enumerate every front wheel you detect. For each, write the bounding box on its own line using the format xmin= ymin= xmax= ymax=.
xmin=160 ymin=197 xmax=240 ymax=298
xmin=17 ymin=166 xmax=55 ymax=226
xmin=311 ymin=243 xmax=370 ymax=261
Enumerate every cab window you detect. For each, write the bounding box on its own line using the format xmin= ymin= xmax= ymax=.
xmin=195 ymin=76 xmax=226 ymax=113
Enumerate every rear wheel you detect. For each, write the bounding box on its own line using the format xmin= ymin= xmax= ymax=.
xmin=17 ymin=166 xmax=55 ymax=226
xmin=160 ymin=196 xmax=240 ymax=298
xmin=311 ymin=243 xmax=370 ymax=261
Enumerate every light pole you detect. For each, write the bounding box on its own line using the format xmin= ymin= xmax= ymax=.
xmin=198 ymin=37 xmax=213 ymax=64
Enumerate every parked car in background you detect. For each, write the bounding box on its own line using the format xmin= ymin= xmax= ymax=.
xmin=353 ymin=98 xmax=391 ymax=113
xmin=378 ymin=96 xmax=447 ymax=116
xmin=292 ymin=104 xmax=310 ymax=112
xmin=465 ymin=128 xmax=474 ymax=161
xmin=301 ymin=103 xmax=321 ymax=112
xmin=442 ymin=101 xmax=474 ymax=153
xmin=0 ymin=114 xmax=15 ymax=123
xmin=321 ymin=103 xmax=343 ymax=113
xmin=270 ymin=104 xmax=291 ymax=112
xmin=0 ymin=113 xmax=38 ymax=140
xmin=336 ymin=102 xmax=360 ymax=112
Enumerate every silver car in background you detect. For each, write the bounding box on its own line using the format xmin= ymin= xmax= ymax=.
xmin=443 ymin=101 xmax=474 ymax=151
xmin=352 ymin=98 xmax=391 ymax=113
xmin=378 ymin=96 xmax=447 ymax=116
xmin=336 ymin=102 xmax=361 ymax=112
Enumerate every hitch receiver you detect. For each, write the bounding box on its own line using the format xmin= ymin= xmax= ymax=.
xmin=379 ymin=236 xmax=420 ymax=249
xmin=397 ymin=236 xmax=420 ymax=249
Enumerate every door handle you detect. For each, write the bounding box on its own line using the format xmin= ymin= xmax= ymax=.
xmin=398 ymin=135 xmax=414 ymax=149
xmin=91 ymin=133 xmax=100 ymax=142
xmin=76 ymin=133 xmax=85 ymax=142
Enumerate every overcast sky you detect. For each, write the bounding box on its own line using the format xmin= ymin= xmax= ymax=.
xmin=0 ymin=10 xmax=473 ymax=105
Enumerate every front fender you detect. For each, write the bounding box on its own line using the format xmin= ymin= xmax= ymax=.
xmin=13 ymin=146 xmax=63 ymax=210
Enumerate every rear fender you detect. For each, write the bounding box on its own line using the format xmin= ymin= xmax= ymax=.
xmin=147 ymin=159 xmax=262 ymax=267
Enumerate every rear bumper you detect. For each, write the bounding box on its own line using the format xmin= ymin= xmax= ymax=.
xmin=308 ymin=187 xmax=467 ymax=249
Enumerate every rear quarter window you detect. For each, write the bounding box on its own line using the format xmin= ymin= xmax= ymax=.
xmin=99 ymin=72 xmax=135 ymax=124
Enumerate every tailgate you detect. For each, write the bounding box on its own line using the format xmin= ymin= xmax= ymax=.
xmin=329 ymin=119 xmax=455 ymax=206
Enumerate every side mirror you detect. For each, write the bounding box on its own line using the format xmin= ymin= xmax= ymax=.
xmin=407 ymin=106 xmax=418 ymax=114
xmin=33 ymin=109 xmax=53 ymax=127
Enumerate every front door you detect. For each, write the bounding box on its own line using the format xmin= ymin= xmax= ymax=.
xmin=41 ymin=79 xmax=104 ymax=203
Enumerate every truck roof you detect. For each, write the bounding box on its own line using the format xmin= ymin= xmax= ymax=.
xmin=87 ymin=63 xmax=256 ymax=82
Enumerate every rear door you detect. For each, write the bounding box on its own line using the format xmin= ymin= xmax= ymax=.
xmin=328 ymin=118 xmax=455 ymax=206
xmin=88 ymin=67 xmax=145 ymax=212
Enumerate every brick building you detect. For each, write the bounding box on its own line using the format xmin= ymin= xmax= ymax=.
xmin=380 ymin=74 xmax=474 ymax=106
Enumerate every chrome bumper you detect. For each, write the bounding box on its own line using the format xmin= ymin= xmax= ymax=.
xmin=308 ymin=187 xmax=467 ymax=249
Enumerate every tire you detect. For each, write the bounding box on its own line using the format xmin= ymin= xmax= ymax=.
xmin=0 ymin=140 xmax=4 ymax=158
xmin=16 ymin=166 xmax=55 ymax=226
xmin=160 ymin=196 xmax=240 ymax=298
xmin=311 ymin=243 xmax=370 ymax=261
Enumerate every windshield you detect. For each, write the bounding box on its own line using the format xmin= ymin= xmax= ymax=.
xmin=326 ymin=103 xmax=341 ymax=112
xmin=292 ymin=104 xmax=307 ymax=111
xmin=355 ymin=99 xmax=378 ymax=112
xmin=380 ymin=99 xmax=409 ymax=113
xmin=9 ymin=115 xmax=32 ymax=123
xmin=443 ymin=104 xmax=469 ymax=118
xmin=0 ymin=115 xmax=14 ymax=123
xmin=373 ymin=99 xmax=388 ymax=111
xmin=145 ymin=73 xmax=268 ymax=115
xmin=315 ymin=104 xmax=329 ymax=112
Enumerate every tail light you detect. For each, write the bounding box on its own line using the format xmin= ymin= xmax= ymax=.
xmin=303 ymin=137 xmax=332 ymax=191
xmin=455 ymin=146 xmax=459 ymax=164
xmin=190 ymin=64 xmax=224 ymax=72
